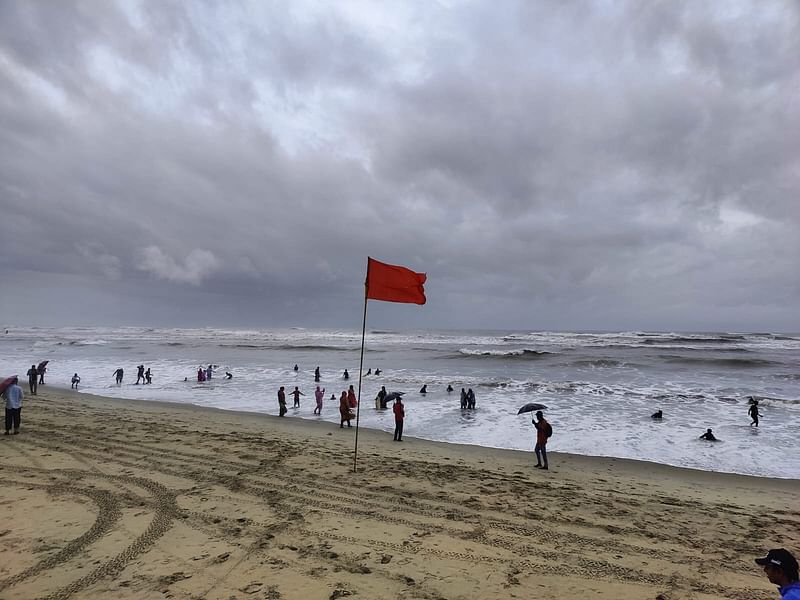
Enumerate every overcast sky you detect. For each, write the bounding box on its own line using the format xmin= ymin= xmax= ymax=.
xmin=1 ymin=1 xmax=798 ymax=332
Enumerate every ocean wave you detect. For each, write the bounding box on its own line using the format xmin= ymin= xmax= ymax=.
xmin=659 ymin=355 xmax=776 ymax=368
xmin=570 ymin=359 xmax=623 ymax=368
xmin=457 ymin=348 xmax=552 ymax=359
xmin=68 ymin=339 xmax=109 ymax=346
xmin=642 ymin=336 xmax=742 ymax=345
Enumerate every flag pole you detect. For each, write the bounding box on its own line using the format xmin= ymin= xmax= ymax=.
xmin=353 ymin=258 xmax=370 ymax=472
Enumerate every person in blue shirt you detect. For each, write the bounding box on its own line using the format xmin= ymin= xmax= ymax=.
xmin=4 ymin=377 xmax=24 ymax=435
xmin=756 ymin=548 xmax=800 ymax=599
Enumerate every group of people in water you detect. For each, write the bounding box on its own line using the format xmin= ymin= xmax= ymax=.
xmin=650 ymin=396 xmax=764 ymax=442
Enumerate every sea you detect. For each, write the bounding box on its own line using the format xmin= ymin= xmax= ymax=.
xmin=1 ymin=326 xmax=798 ymax=479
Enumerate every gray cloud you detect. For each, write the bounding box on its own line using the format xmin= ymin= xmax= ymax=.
xmin=0 ymin=1 xmax=798 ymax=331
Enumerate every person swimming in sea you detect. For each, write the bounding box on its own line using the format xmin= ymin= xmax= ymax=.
xmin=699 ymin=428 xmax=718 ymax=441
xmin=651 ymin=410 xmax=663 ymax=419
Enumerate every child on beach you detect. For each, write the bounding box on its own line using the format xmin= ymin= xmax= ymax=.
xmin=291 ymin=386 xmax=304 ymax=408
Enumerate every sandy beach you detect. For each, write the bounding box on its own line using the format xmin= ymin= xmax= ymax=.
xmin=1 ymin=388 xmax=797 ymax=600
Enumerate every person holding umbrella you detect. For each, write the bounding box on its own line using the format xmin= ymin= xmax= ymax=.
xmin=3 ymin=376 xmax=23 ymax=435
xmin=532 ymin=410 xmax=552 ymax=470
xmin=37 ymin=361 xmax=48 ymax=385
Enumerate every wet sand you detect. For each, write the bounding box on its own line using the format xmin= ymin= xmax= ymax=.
xmin=1 ymin=387 xmax=797 ymax=599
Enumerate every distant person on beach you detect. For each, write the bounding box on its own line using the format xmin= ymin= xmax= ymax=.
xmin=224 ymin=371 xmax=233 ymax=379
xmin=419 ymin=384 xmax=427 ymax=394
xmin=145 ymin=368 xmax=152 ymax=384
xmin=532 ymin=411 xmax=551 ymax=470
xmin=376 ymin=386 xmax=387 ymax=409
xmin=755 ymin=548 xmax=800 ymax=599
xmin=393 ymin=395 xmax=405 ymax=441
xmin=700 ymin=428 xmax=718 ymax=441
xmin=446 ymin=384 xmax=453 ymax=393
xmin=314 ymin=366 xmax=320 ymax=382
xmin=460 ymin=388 xmax=467 ymax=409
xmin=206 ymin=365 xmax=213 ymax=380
xmin=136 ymin=365 xmax=145 ymax=384
xmin=366 ymin=368 xmax=372 ymax=375
xmin=293 ymin=364 xmax=298 ymax=371
xmin=291 ymin=386 xmax=305 ymax=408
xmin=651 ymin=410 xmax=663 ymax=420
xmin=27 ymin=365 xmax=38 ymax=395
xmin=748 ymin=399 xmax=761 ymax=427
xmin=374 ymin=368 xmax=381 ymax=375
xmin=343 ymin=369 xmax=349 ymax=380
xmin=71 ymin=373 xmax=80 ymax=389
xmin=3 ymin=377 xmax=23 ymax=435
xmin=113 ymin=368 xmax=124 ymax=385
xmin=37 ymin=363 xmax=46 ymax=384
xmin=197 ymin=367 xmax=206 ymax=382
xmin=339 ymin=391 xmax=353 ymax=428
xmin=466 ymin=388 xmax=476 ymax=409
xmin=278 ymin=386 xmax=287 ymax=417
xmin=347 ymin=385 xmax=357 ymax=409
xmin=314 ymin=386 xmax=325 ymax=415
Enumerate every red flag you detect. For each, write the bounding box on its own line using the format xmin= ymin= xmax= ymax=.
xmin=366 ymin=257 xmax=426 ymax=304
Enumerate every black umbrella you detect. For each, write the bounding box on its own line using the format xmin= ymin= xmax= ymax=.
xmin=384 ymin=391 xmax=405 ymax=403
xmin=517 ymin=402 xmax=547 ymax=415
xmin=38 ymin=360 xmax=49 ymax=371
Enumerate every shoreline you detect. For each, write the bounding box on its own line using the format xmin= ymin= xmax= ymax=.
xmin=1 ymin=387 xmax=798 ymax=599
xmin=64 ymin=384 xmax=800 ymax=484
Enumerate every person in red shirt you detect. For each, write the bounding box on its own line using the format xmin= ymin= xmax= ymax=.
xmin=393 ymin=396 xmax=405 ymax=442
xmin=339 ymin=391 xmax=353 ymax=428
xmin=533 ymin=410 xmax=551 ymax=470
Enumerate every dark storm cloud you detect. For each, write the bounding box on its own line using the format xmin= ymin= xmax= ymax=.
xmin=0 ymin=1 xmax=798 ymax=331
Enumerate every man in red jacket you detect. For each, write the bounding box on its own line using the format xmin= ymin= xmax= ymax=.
xmin=393 ymin=396 xmax=405 ymax=442
xmin=533 ymin=410 xmax=551 ymax=470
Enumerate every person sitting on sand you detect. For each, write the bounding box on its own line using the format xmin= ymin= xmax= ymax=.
xmin=755 ymin=548 xmax=800 ymax=599
xmin=651 ymin=410 xmax=663 ymax=419
xmin=748 ymin=399 xmax=761 ymax=427
xmin=700 ymin=428 xmax=718 ymax=441
xmin=339 ymin=391 xmax=353 ymax=428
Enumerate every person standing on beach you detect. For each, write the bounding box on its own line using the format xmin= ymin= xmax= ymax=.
xmin=71 ymin=373 xmax=80 ymax=389
xmin=27 ymin=365 xmax=38 ymax=395
xmin=113 ymin=368 xmax=124 ymax=385
xmin=347 ymin=385 xmax=357 ymax=409
xmin=755 ymin=548 xmax=800 ymax=599
xmin=136 ymin=365 xmax=145 ymax=384
xmin=393 ymin=395 xmax=405 ymax=441
xmin=314 ymin=386 xmax=325 ymax=415
xmin=291 ymin=386 xmax=304 ymax=408
xmin=4 ymin=377 xmax=23 ymax=435
xmin=145 ymin=368 xmax=152 ymax=384
xmin=37 ymin=363 xmax=46 ymax=385
xmin=278 ymin=386 xmax=287 ymax=417
xmin=749 ymin=399 xmax=761 ymax=427
xmin=339 ymin=391 xmax=353 ymax=428
xmin=532 ymin=410 xmax=551 ymax=470
xmin=314 ymin=366 xmax=320 ymax=382
xmin=376 ymin=386 xmax=387 ymax=409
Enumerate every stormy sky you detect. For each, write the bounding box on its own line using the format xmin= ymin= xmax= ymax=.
xmin=1 ymin=1 xmax=798 ymax=332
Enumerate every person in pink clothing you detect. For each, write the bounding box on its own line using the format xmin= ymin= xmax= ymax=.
xmin=314 ymin=386 xmax=325 ymax=415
